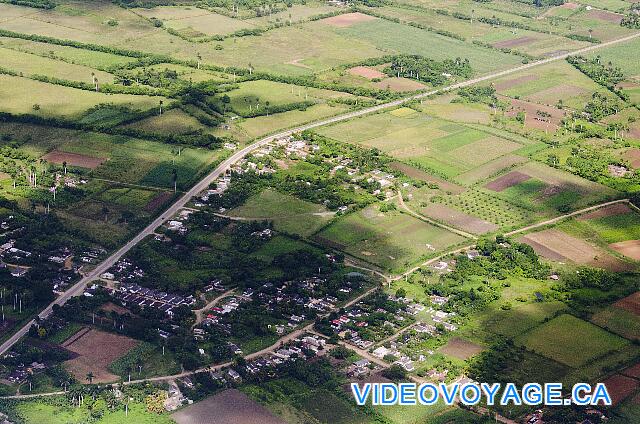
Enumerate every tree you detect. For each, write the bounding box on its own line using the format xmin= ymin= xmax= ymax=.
xmin=381 ymin=364 xmax=407 ymax=381
xmin=86 ymin=372 xmax=94 ymax=384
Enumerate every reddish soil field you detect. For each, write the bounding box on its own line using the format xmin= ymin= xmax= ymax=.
xmin=578 ymin=203 xmax=633 ymax=220
xmin=320 ymin=12 xmax=376 ymax=27
xmin=600 ymin=374 xmax=638 ymax=406
xmin=172 ymin=389 xmax=286 ymax=424
xmin=348 ymin=66 xmax=385 ymax=80
xmin=494 ymin=75 xmax=538 ymax=91
xmin=519 ymin=229 xmax=632 ymax=271
xmin=439 ymin=337 xmax=483 ymax=360
xmin=484 ymin=171 xmax=531 ymax=192
xmin=502 ymin=96 xmax=565 ymax=131
xmin=609 ymin=240 xmax=640 ymax=261
xmin=423 ymin=203 xmax=498 ymax=234
xmin=587 ymin=10 xmax=623 ymax=24
xmin=43 ymin=150 xmax=106 ymax=169
xmin=493 ymin=36 xmax=537 ymax=49
xmin=561 ymin=2 xmax=580 ymax=9
xmin=614 ymin=292 xmax=640 ymax=315
xmin=389 ymin=161 xmax=465 ymax=194
xmin=621 ymin=363 xmax=640 ymax=379
xmin=623 ymin=149 xmax=640 ymax=168
xmin=100 ymin=302 xmax=132 ymax=315
xmin=375 ymin=77 xmax=426 ymax=92
xmin=62 ymin=328 xmax=137 ymax=383
xmin=631 ymin=125 xmax=640 ymax=140
xmin=145 ymin=191 xmax=173 ymax=212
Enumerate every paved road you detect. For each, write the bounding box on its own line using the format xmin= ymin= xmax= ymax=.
xmin=0 ymin=31 xmax=638 ymax=357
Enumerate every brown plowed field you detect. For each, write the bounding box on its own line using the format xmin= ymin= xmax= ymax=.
xmin=320 ymin=12 xmax=376 ymax=27
xmin=578 ymin=203 xmax=632 ymax=220
xmin=63 ymin=328 xmax=137 ymax=383
xmin=609 ymin=240 xmax=640 ymax=261
xmin=43 ymin=150 xmax=106 ymax=169
xmin=348 ymin=66 xmax=385 ymax=80
xmin=422 ymin=203 xmax=498 ymax=234
xmin=614 ymin=292 xmax=640 ymax=315
xmin=172 ymin=389 xmax=286 ymax=424
xmin=519 ymin=229 xmax=632 ymax=271
xmin=600 ymin=374 xmax=638 ymax=406
xmin=485 ymin=171 xmax=531 ymax=192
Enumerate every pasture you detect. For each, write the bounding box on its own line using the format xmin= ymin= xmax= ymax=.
xmin=0 ymin=75 xmax=164 ymax=117
xmin=228 ymin=189 xmax=334 ymax=237
xmin=315 ymin=203 xmax=465 ymax=271
xmin=591 ymin=306 xmax=640 ymax=341
xmin=516 ymin=314 xmax=629 ymax=368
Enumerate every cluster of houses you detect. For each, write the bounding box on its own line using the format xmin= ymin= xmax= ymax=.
xmin=3 ymin=360 xmax=46 ymax=384
xmin=107 ymin=283 xmax=195 ymax=317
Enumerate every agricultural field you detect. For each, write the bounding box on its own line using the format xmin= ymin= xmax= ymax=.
xmin=228 ymin=189 xmax=334 ymax=237
xmin=515 ymin=314 xmax=629 ymax=368
xmin=315 ymin=203 xmax=465 ymax=271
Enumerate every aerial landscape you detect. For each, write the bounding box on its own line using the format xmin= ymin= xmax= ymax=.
xmin=0 ymin=0 xmax=638 ymax=422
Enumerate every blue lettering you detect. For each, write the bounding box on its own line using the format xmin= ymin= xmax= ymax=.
xmin=381 ymin=383 xmax=398 ymax=405
xmin=460 ymin=384 xmax=481 ymax=406
xmin=481 ymin=383 xmax=500 ymax=406
xmin=544 ymin=383 xmax=563 ymax=406
xmin=440 ymin=383 xmax=459 ymax=405
xmin=399 ymin=383 xmax=416 ymax=405
xmin=591 ymin=383 xmax=612 ymax=406
xmin=418 ymin=383 xmax=439 ymax=405
xmin=500 ymin=383 xmax=522 ymax=406
xmin=572 ymin=383 xmax=591 ymax=405
xmin=351 ymin=383 xmax=371 ymax=406
xmin=522 ymin=383 xmax=542 ymax=405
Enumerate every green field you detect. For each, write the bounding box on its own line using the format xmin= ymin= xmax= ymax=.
xmin=591 ymin=306 xmax=640 ymax=341
xmin=0 ymin=75 xmax=163 ymax=117
xmin=516 ymin=314 xmax=629 ymax=367
xmin=315 ymin=203 xmax=465 ymax=271
xmin=229 ymin=189 xmax=334 ymax=237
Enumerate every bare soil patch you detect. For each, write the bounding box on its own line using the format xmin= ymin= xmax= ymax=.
xmin=614 ymin=292 xmax=640 ymax=315
xmin=375 ymin=77 xmax=426 ymax=92
xmin=423 ymin=203 xmax=498 ymax=234
xmin=145 ymin=191 xmax=173 ymax=212
xmin=493 ymin=36 xmax=537 ymax=49
xmin=320 ymin=12 xmax=376 ymax=27
xmin=485 ymin=171 xmax=531 ymax=192
xmin=600 ymin=374 xmax=638 ymax=406
xmin=623 ymin=149 xmax=640 ymax=168
xmin=494 ymin=75 xmax=538 ymax=91
xmin=519 ymin=229 xmax=631 ymax=271
xmin=389 ymin=161 xmax=465 ymax=194
xmin=502 ymin=96 xmax=565 ymax=131
xmin=100 ymin=302 xmax=132 ymax=315
xmin=63 ymin=328 xmax=137 ymax=383
xmin=587 ymin=10 xmax=623 ymax=24
xmin=631 ymin=125 xmax=640 ymax=140
xmin=578 ymin=203 xmax=633 ymax=220
xmin=172 ymin=389 xmax=286 ymax=424
xmin=348 ymin=66 xmax=385 ymax=80
xmin=43 ymin=150 xmax=106 ymax=169
xmin=610 ymin=240 xmax=640 ymax=261
xmin=621 ymin=363 xmax=640 ymax=379
xmin=439 ymin=337 xmax=483 ymax=360
xmin=561 ymin=2 xmax=580 ymax=9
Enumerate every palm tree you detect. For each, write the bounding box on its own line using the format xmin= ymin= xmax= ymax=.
xmin=196 ymin=52 xmax=202 ymax=69
xmin=125 ymin=365 xmax=132 ymax=383
xmin=159 ymin=100 xmax=164 ymax=115
xmin=86 ymin=372 xmax=94 ymax=384
xmin=62 ymin=161 xmax=67 ymax=174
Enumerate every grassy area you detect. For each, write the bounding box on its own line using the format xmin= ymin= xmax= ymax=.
xmin=515 ymin=314 xmax=629 ymax=367
xmin=315 ymin=203 xmax=465 ymax=271
xmin=591 ymin=306 xmax=640 ymax=341
xmin=108 ymin=342 xmax=181 ymax=381
xmin=228 ymin=189 xmax=334 ymax=237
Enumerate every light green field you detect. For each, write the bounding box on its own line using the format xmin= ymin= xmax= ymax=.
xmin=14 ymin=399 xmax=174 ymax=424
xmin=238 ymin=103 xmax=350 ymax=139
xmin=576 ymin=210 xmax=640 ymax=243
xmin=587 ymin=37 xmax=640 ymax=76
xmin=315 ymin=203 xmax=465 ymax=271
xmin=0 ymin=36 xmax=137 ymax=69
xmin=0 ymin=75 xmax=164 ymax=117
xmin=123 ymin=108 xmax=205 ymax=135
xmin=516 ymin=314 xmax=629 ymax=367
xmin=162 ymin=11 xmax=255 ymax=37
xmin=226 ymin=79 xmax=352 ymax=115
xmin=228 ymin=189 xmax=334 ymax=237
xmin=332 ymin=18 xmax=521 ymax=75
xmin=0 ymin=47 xmax=114 ymax=83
